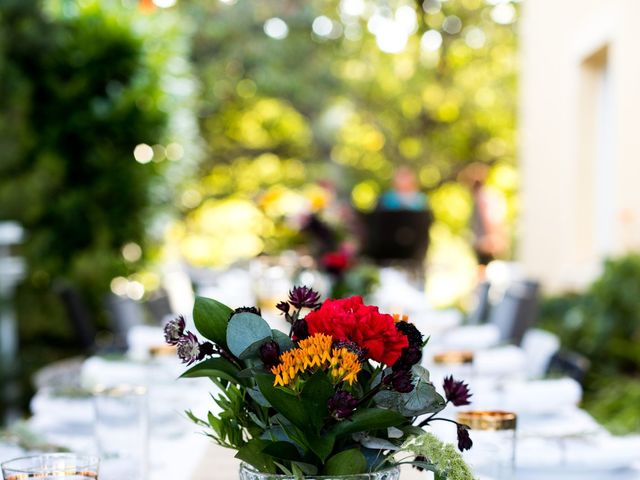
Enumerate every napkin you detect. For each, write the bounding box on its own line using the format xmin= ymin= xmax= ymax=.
xmin=438 ymin=324 xmax=501 ymax=351
xmin=501 ymin=377 xmax=582 ymax=414
xmin=474 ymin=345 xmax=527 ymax=377
xmin=521 ymin=328 xmax=560 ymax=379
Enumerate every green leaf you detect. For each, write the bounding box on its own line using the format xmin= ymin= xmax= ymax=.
xmin=272 ymin=329 xmax=295 ymax=352
xmin=262 ymin=441 xmax=303 ymax=462
xmin=256 ymin=375 xmax=308 ymax=429
xmin=193 ymin=297 xmax=233 ymax=347
xmin=235 ymin=439 xmax=276 ymax=473
xmin=227 ymin=312 xmax=273 ymax=358
xmin=323 ymin=448 xmax=367 ymax=475
xmin=180 ymin=357 xmax=242 ymax=384
xmin=305 ymin=432 xmax=335 ymax=462
xmin=300 ymin=371 xmax=334 ymax=432
xmin=331 ymin=408 xmax=407 ymax=438
xmin=374 ymin=380 xmax=445 ymax=417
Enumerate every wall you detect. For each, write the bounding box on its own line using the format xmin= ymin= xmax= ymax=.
xmin=519 ymin=0 xmax=640 ymax=291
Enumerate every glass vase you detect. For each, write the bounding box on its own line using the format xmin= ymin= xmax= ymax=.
xmin=239 ymin=463 xmax=400 ymax=480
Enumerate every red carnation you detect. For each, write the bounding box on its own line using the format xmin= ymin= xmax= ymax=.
xmin=305 ymin=296 xmax=408 ymax=365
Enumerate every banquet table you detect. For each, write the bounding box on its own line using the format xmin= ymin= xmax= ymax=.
xmin=3 ymin=269 xmax=640 ymax=480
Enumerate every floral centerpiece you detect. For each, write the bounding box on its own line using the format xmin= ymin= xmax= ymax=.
xmin=165 ymin=286 xmax=474 ymax=479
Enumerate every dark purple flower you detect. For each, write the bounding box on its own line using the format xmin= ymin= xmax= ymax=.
xmin=288 ymin=286 xmax=321 ymax=310
xmin=232 ymin=306 xmax=262 ymax=317
xmin=384 ymin=369 xmax=415 ymax=393
xmin=259 ymin=340 xmax=281 ymax=368
xmin=276 ymin=301 xmax=290 ymax=315
xmin=443 ymin=375 xmax=472 ymax=406
xmin=291 ymin=319 xmax=309 ymax=341
xmin=332 ymin=340 xmax=367 ymax=362
xmin=457 ymin=424 xmax=473 ymax=452
xmin=164 ymin=315 xmax=186 ymax=345
xmin=327 ymin=390 xmax=358 ymax=420
xmin=177 ymin=331 xmax=201 ymax=365
xmin=393 ymin=346 xmax=422 ymax=371
xmin=395 ymin=321 xmax=424 ymax=348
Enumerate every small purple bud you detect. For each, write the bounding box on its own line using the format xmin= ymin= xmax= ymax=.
xmin=393 ymin=346 xmax=422 ymax=371
xmin=384 ymin=369 xmax=414 ymax=393
xmin=291 ymin=319 xmax=309 ymax=341
xmin=276 ymin=301 xmax=290 ymax=315
xmin=457 ymin=424 xmax=473 ymax=451
xmin=327 ymin=390 xmax=358 ymax=420
xmin=259 ymin=340 xmax=281 ymax=369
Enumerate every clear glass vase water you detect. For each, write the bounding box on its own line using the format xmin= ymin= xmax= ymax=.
xmin=239 ymin=463 xmax=401 ymax=480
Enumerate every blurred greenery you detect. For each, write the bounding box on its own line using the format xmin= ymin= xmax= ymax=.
xmin=540 ymin=254 xmax=640 ymax=433
xmin=0 ymin=0 xmax=185 ymax=417
xmin=169 ymin=0 xmax=519 ymax=306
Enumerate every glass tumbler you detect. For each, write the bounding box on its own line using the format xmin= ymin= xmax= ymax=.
xmin=1 ymin=453 xmax=99 ymax=479
xmin=457 ymin=410 xmax=517 ymax=480
xmin=93 ymin=385 xmax=148 ymax=480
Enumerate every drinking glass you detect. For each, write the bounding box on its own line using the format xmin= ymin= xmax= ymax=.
xmin=457 ymin=410 xmax=517 ymax=480
xmin=1 ymin=453 xmax=99 ymax=479
xmin=93 ymin=385 xmax=148 ymax=480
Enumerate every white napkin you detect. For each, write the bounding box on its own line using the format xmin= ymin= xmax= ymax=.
xmin=474 ymin=345 xmax=527 ymax=378
xmin=521 ymin=328 xmax=560 ymax=379
xmin=439 ymin=324 xmax=501 ymax=351
xmin=501 ymin=378 xmax=582 ymax=415
xmin=518 ymin=408 xmax=603 ymax=438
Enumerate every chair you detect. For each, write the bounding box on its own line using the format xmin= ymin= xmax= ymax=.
xmin=466 ymin=281 xmax=491 ymax=325
xmin=55 ymin=283 xmax=97 ymax=351
xmin=359 ymin=209 xmax=434 ymax=262
xmin=547 ymin=350 xmax=591 ymax=385
xmin=104 ymin=294 xmax=147 ymax=349
xmin=488 ymin=280 xmax=540 ymax=345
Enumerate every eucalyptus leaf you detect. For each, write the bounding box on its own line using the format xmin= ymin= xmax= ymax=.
xmin=227 ymin=312 xmax=272 ymax=358
xmin=272 ymin=329 xmax=295 ymax=352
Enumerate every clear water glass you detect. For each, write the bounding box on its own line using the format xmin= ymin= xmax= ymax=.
xmin=93 ymin=385 xmax=148 ymax=480
xmin=457 ymin=410 xmax=517 ymax=480
xmin=1 ymin=453 xmax=99 ymax=479
xmin=239 ymin=463 xmax=400 ymax=480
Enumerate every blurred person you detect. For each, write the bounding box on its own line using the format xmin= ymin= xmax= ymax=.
xmin=462 ymin=163 xmax=508 ymax=279
xmin=378 ymin=165 xmax=428 ymax=211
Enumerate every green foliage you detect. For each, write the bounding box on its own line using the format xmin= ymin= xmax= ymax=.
xmin=0 ymin=0 xmax=168 ymax=296
xmin=539 ymin=254 xmax=640 ymax=433
xmin=399 ymin=432 xmax=474 ymax=480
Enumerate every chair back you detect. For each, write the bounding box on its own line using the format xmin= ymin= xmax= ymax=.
xmin=359 ymin=209 xmax=433 ymax=262
xmin=488 ymin=280 xmax=540 ymax=344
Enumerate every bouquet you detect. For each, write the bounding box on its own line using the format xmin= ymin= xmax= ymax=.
xmin=165 ymin=286 xmax=474 ymax=478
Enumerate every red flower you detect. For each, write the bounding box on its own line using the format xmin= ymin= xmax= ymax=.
xmin=321 ymin=251 xmax=350 ymax=275
xmin=305 ymin=296 xmax=408 ymax=365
